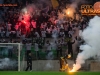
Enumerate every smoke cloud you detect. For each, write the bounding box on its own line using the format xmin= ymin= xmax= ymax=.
xmin=45 ymin=60 xmax=53 ymax=70
xmin=19 ymin=0 xmax=51 ymax=21
xmin=72 ymin=16 xmax=100 ymax=71
xmin=58 ymin=0 xmax=87 ymax=19
xmin=0 ymin=58 xmax=17 ymax=70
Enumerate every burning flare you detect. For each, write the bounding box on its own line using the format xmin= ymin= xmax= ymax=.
xmin=67 ymin=11 xmax=70 ymax=15
xmin=69 ymin=64 xmax=77 ymax=72
xmin=68 ymin=54 xmax=71 ymax=58
xmin=69 ymin=69 xmax=76 ymax=72
xmin=65 ymin=7 xmax=75 ymax=18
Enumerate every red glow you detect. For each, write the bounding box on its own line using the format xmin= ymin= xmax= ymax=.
xmin=31 ymin=20 xmax=36 ymax=28
xmin=15 ymin=13 xmax=31 ymax=36
xmin=22 ymin=21 xmax=27 ymax=24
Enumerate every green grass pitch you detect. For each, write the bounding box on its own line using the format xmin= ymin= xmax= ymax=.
xmin=0 ymin=72 xmax=100 ymax=75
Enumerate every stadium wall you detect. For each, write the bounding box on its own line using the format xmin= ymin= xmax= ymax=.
xmin=20 ymin=60 xmax=74 ymax=71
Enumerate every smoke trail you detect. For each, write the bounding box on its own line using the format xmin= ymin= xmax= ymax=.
xmin=0 ymin=58 xmax=17 ymax=70
xmin=72 ymin=16 xmax=100 ymax=71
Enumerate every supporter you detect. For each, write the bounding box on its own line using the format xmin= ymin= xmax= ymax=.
xmin=34 ymin=41 xmax=40 ymax=59
xmin=41 ymin=29 xmax=46 ymax=38
xmin=67 ymin=38 xmax=75 ymax=58
xmin=59 ymin=29 xmax=65 ymax=38
xmin=31 ymin=20 xmax=36 ymax=29
xmin=7 ymin=21 xmax=12 ymax=31
xmin=25 ymin=53 xmax=32 ymax=71
xmin=46 ymin=27 xmax=52 ymax=38
xmin=34 ymin=30 xmax=40 ymax=38
xmin=25 ymin=40 xmax=32 ymax=57
xmin=57 ymin=40 xmax=62 ymax=57
xmin=45 ymin=40 xmax=52 ymax=56
xmin=52 ymin=26 xmax=59 ymax=38
xmin=0 ymin=0 xmax=94 ymax=61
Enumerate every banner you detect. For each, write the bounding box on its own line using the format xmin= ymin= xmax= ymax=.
xmin=51 ymin=0 xmax=59 ymax=8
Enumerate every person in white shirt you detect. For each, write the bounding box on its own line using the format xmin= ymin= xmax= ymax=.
xmin=35 ymin=31 xmax=40 ymax=38
xmin=7 ymin=21 xmax=12 ymax=31
xmin=26 ymin=41 xmax=32 ymax=57
xmin=52 ymin=26 xmax=59 ymax=38
xmin=59 ymin=30 xmax=65 ymax=38
xmin=16 ymin=30 xmax=21 ymax=38
xmin=41 ymin=29 xmax=46 ymax=46
xmin=60 ymin=24 xmax=64 ymax=30
xmin=45 ymin=40 xmax=52 ymax=55
xmin=34 ymin=41 xmax=40 ymax=59
xmin=41 ymin=29 xmax=46 ymax=38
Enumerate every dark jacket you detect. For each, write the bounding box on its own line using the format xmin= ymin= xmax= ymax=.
xmin=67 ymin=40 xmax=75 ymax=50
xmin=27 ymin=55 xmax=32 ymax=66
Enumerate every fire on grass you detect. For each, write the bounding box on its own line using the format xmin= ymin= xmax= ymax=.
xmin=59 ymin=54 xmax=77 ymax=72
xmin=68 ymin=54 xmax=77 ymax=72
xmin=69 ymin=60 xmax=81 ymax=73
xmin=69 ymin=64 xmax=76 ymax=72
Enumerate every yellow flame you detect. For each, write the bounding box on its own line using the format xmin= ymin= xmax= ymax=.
xmin=65 ymin=8 xmax=75 ymax=18
xmin=67 ymin=11 xmax=70 ymax=15
xmin=69 ymin=64 xmax=77 ymax=73
xmin=68 ymin=54 xmax=71 ymax=58
xmin=69 ymin=69 xmax=76 ymax=72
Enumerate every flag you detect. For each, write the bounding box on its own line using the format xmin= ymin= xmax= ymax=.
xmin=51 ymin=0 xmax=59 ymax=8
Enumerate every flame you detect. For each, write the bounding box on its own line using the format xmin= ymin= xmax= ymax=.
xmin=67 ymin=11 xmax=70 ymax=15
xmin=68 ymin=54 xmax=71 ymax=58
xmin=69 ymin=64 xmax=76 ymax=72
xmin=65 ymin=7 xmax=75 ymax=18
xmin=69 ymin=69 xmax=76 ymax=72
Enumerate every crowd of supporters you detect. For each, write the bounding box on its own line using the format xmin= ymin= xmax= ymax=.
xmin=0 ymin=0 xmax=98 ymax=60
xmin=0 ymin=0 xmax=90 ymax=39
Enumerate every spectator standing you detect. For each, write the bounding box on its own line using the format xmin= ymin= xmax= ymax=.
xmin=25 ymin=53 xmax=32 ymax=71
xmin=57 ymin=40 xmax=62 ymax=58
xmin=41 ymin=29 xmax=46 ymax=38
xmin=45 ymin=40 xmax=52 ymax=56
xmin=35 ymin=30 xmax=40 ymax=38
xmin=34 ymin=41 xmax=40 ymax=59
xmin=26 ymin=41 xmax=32 ymax=57
xmin=67 ymin=38 xmax=75 ymax=58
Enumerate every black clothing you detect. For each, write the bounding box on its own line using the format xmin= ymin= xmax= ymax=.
xmin=67 ymin=40 xmax=75 ymax=57
xmin=57 ymin=43 xmax=62 ymax=57
xmin=25 ymin=55 xmax=32 ymax=71
xmin=67 ymin=40 xmax=75 ymax=49
xmin=26 ymin=50 xmax=31 ymax=57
